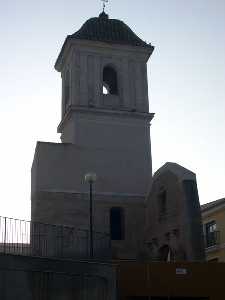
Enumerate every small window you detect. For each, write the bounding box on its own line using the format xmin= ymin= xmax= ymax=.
xmin=64 ymin=70 xmax=70 ymax=110
xmin=110 ymin=207 xmax=124 ymax=240
xmin=165 ymin=232 xmax=170 ymax=241
xmin=173 ymin=229 xmax=180 ymax=238
xmin=152 ymin=238 xmax=158 ymax=246
xmin=158 ymin=190 xmax=167 ymax=219
xmin=205 ymin=221 xmax=218 ymax=247
xmin=103 ymin=66 xmax=118 ymax=95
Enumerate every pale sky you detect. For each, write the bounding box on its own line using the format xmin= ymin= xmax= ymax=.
xmin=0 ymin=0 xmax=224 ymax=220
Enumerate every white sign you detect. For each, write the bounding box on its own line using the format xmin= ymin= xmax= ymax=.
xmin=176 ymin=268 xmax=187 ymax=275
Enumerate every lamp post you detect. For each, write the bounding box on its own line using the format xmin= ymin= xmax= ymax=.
xmin=84 ymin=172 xmax=97 ymax=258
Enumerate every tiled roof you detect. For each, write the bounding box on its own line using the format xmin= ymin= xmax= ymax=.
xmin=201 ymin=198 xmax=225 ymax=212
xmin=69 ymin=12 xmax=153 ymax=49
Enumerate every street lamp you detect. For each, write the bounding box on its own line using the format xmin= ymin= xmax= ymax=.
xmin=84 ymin=172 xmax=97 ymax=258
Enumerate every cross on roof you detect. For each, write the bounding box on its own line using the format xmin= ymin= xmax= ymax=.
xmin=101 ymin=0 xmax=109 ymax=12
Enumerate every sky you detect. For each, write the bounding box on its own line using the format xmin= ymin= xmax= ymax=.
xmin=0 ymin=0 xmax=224 ymax=220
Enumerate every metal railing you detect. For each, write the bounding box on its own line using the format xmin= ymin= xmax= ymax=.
xmin=205 ymin=231 xmax=220 ymax=248
xmin=0 ymin=216 xmax=111 ymax=260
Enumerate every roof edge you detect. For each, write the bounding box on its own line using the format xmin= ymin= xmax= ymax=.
xmin=55 ymin=37 xmax=154 ymax=72
xmin=153 ymin=162 xmax=196 ymax=181
xmin=201 ymin=198 xmax=225 ymax=212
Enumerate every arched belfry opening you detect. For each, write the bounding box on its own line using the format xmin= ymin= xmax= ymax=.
xmin=102 ymin=66 xmax=118 ymax=95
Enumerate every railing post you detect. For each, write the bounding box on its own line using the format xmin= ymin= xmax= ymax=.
xmin=3 ymin=217 xmax=6 ymax=254
xmin=89 ymin=181 xmax=94 ymax=258
xmin=61 ymin=225 xmax=64 ymax=258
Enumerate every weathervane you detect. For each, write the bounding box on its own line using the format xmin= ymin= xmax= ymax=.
xmin=101 ymin=0 xmax=109 ymax=12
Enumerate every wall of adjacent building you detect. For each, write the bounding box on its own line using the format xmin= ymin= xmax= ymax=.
xmin=202 ymin=205 xmax=225 ymax=262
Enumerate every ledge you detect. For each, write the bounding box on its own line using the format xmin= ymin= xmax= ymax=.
xmin=57 ymin=105 xmax=154 ymax=133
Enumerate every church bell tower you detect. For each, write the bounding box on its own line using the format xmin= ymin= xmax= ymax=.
xmin=32 ymin=11 xmax=155 ymax=259
xmin=55 ymin=12 xmax=154 ymax=173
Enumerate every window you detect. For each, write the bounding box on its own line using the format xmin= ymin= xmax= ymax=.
xmin=158 ymin=190 xmax=167 ymax=220
xmin=110 ymin=207 xmax=124 ymax=240
xmin=165 ymin=232 xmax=170 ymax=241
xmin=205 ymin=221 xmax=218 ymax=247
xmin=103 ymin=66 xmax=118 ymax=95
xmin=64 ymin=70 xmax=70 ymax=111
xmin=173 ymin=229 xmax=180 ymax=238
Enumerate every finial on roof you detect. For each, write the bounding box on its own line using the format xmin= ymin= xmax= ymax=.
xmin=99 ymin=11 xmax=109 ymax=19
xmin=101 ymin=0 xmax=109 ymax=12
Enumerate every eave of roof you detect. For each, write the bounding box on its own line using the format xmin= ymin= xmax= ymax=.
xmin=201 ymin=198 xmax=225 ymax=212
xmin=70 ymin=13 xmax=152 ymax=48
xmin=55 ymin=13 xmax=154 ymax=71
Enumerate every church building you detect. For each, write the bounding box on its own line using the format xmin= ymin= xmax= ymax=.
xmin=31 ymin=10 xmax=204 ymax=262
xmin=4 ymin=8 xmax=224 ymax=300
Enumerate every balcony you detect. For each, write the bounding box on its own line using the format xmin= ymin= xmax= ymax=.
xmin=0 ymin=216 xmax=111 ymax=260
xmin=205 ymin=231 xmax=220 ymax=249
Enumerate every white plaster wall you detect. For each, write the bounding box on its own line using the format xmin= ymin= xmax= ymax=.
xmin=31 ymin=39 xmax=154 ymax=259
xmin=31 ymin=139 xmax=151 ymax=195
xmin=58 ymin=41 xmax=152 ymax=115
xmin=31 ymin=190 xmax=146 ymax=259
